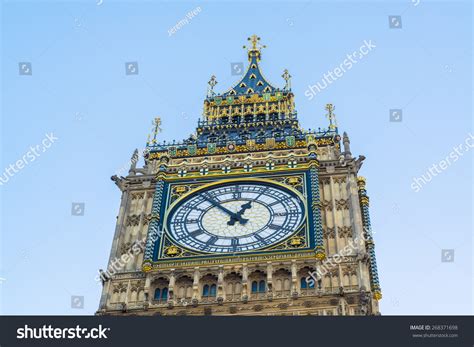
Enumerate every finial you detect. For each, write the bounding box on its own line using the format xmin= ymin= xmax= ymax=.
xmin=243 ymin=35 xmax=266 ymax=61
xmin=207 ymin=75 xmax=218 ymax=98
xmin=343 ymin=132 xmax=352 ymax=159
xmin=129 ymin=148 xmax=139 ymax=173
xmin=325 ymin=104 xmax=337 ymax=130
xmin=147 ymin=117 xmax=162 ymax=145
xmin=282 ymin=69 xmax=291 ymax=90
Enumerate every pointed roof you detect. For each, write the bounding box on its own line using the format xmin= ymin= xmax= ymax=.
xmin=223 ymin=43 xmax=277 ymax=96
xmin=203 ymin=35 xmax=295 ymax=122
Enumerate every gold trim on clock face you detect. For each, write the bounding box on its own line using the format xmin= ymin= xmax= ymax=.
xmin=164 ymin=178 xmax=306 ymax=254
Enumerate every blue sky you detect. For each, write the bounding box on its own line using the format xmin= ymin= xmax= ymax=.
xmin=1 ymin=0 xmax=472 ymax=315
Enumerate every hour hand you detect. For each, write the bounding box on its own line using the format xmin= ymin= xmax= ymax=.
xmin=227 ymin=202 xmax=252 ymax=226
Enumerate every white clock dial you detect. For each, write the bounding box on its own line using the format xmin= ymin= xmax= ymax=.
xmin=166 ymin=180 xmax=305 ymax=253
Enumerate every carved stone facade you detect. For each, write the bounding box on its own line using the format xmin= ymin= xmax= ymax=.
xmin=97 ymin=36 xmax=381 ymax=316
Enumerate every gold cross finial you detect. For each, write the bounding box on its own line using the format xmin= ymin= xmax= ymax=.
xmin=282 ymin=69 xmax=291 ymax=90
xmin=153 ymin=117 xmax=162 ymax=133
xmin=249 ymin=34 xmax=259 ymax=50
xmin=325 ymin=104 xmax=337 ymax=130
xmin=207 ymin=75 xmax=218 ymax=97
xmin=244 ymin=35 xmax=266 ymax=51
xmin=243 ymin=35 xmax=266 ymax=61
xmin=147 ymin=117 xmax=162 ymax=145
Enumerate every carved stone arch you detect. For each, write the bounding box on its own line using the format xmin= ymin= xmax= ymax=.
xmin=199 ymin=271 xmax=218 ymax=280
xmin=224 ymin=271 xmax=242 ymax=281
xmin=175 ymin=274 xmax=193 ymax=281
xmin=223 ymin=268 xmax=243 ymax=277
xmin=223 ymin=272 xmax=243 ymax=301
xmin=151 ymin=277 xmax=169 ymax=302
xmin=175 ymin=275 xmax=193 ymax=300
xmin=297 ymin=266 xmax=315 ymax=277
xmin=273 ymin=268 xmax=291 ymax=277
xmin=273 ymin=263 xmax=291 ymax=273
xmin=273 ymin=268 xmax=291 ymax=296
xmin=248 ymin=270 xmax=267 ymax=298
xmin=248 ymin=269 xmax=266 ymax=278
xmin=200 ymin=274 xmax=218 ymax=302
xmin=152 ymin=276 xmax=169 ymax=285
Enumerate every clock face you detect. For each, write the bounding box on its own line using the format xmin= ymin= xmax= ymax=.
xmin=165 ymin=180 xmax=306 ymax=253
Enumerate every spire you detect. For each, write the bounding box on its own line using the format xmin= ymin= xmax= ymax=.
xmin=129 ymin=149 xmax=139 ymax=173
xmin=221 ymin=35 xmax=276 ymax=97
xmin=202 ymin=36 xmax=294 ymax=122
xmin=343 ymin=132 xmax=352 ymax=159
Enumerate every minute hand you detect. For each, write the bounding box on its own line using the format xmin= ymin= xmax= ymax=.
xmin=203 ymin=196 xmax=244 ymax=221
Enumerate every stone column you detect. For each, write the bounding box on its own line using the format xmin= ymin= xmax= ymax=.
xmin=144 ymin=274 xmax=151 ymax=304
xmin=308 ymin=152 xmax=325 ymax=260
xmin=106 ymin=184 xmax=129 ymax=268
xmin=142 ymin=162 xmax=168 ymax=272
xmin=357 ymin=177 xmax=382 ymax=301
xmin=125 ymin=280 xmax=131 ymax=306
xmin=242 ymin=264 xmax=248 ymax=299
xmin=343 ymin=132 xmax=352 ymax=160
xmin=218 ymin=266 xmax=224 ymax=299
xmin=266 ymin=262 xmax=273 ymax=292
xmin=168 ymin=270 xmax=176 ymax=301
xmin=99 ymin=279 xmax=111 ymax=310
xmin=329 ymin=176 xmax=340 ymax=254
xmin=193 ymin=267 xmax=200 ymax=300
xmin=291 ymin=261 xmax=298 ymax=294
xmin=338 ymin=264 xmax=343 ymax=288
xmin=347 ymin=174 xmax=364 ymax=254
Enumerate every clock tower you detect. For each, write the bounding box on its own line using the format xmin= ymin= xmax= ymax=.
xmin=97 ymin=36 xmax=382 ymax=316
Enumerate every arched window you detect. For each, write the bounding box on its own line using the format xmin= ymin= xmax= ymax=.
xmin=161 ymin=288 xmax=168 ymax=300
xmin=300 ymin=277 xmax=315 ymax=289
xmin=251 ymin=281 xmax=258 ymax=293
xmin=300 ymin=277 xmax=307 ymax=289
xmin=202 ymin=284 xmax=209 ymax=296
xmin=210 ymin=284 xmax=217 ymax=297
xmin=154 ymin=288 xmax=161 ymax=300
xmin=258 ymin=280 xmax=266 ymax=292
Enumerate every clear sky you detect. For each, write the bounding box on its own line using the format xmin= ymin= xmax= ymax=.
xmin=1 ymin=0 xmax=472 ymax=315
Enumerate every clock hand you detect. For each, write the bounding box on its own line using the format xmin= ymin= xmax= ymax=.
xmin=227 ymin=201 xmax=252 ymax=226
xmin=203 ymin=195 xmax=248 ymax=224
xmin=203 ymin=195 xmax=235 ymax=216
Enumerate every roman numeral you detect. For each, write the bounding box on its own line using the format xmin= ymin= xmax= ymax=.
xmin=206 ymin=236 xmax=218 ymax=245
xmin=189 ymin=230 xmax=203 ymax=237
xmin=268 ymin=224 xmax=281 ymax=230
xmin=268 ymin=201 xmax=282 ymax=207
xmin=231 ymin=238 xmax=239 ymax=250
